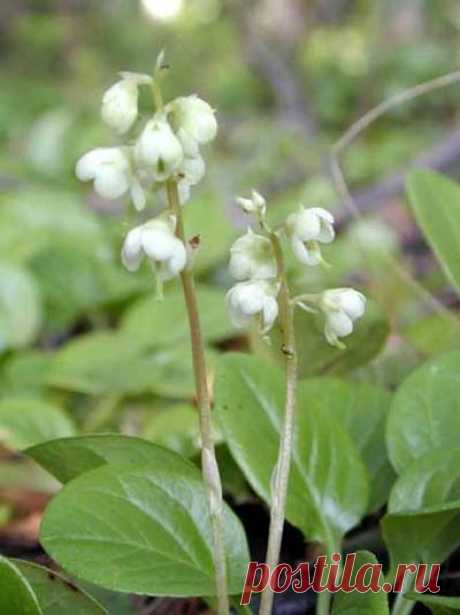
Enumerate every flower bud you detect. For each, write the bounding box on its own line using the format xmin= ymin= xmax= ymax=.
xmin=229 ymin=229 xmax=276 ymax=281
xmin=169 ymin=95 xmax=217 ymax=154
xmin=319 ymin=288 xmax=366 ymax=347
xmin=121 ymin=217 xmax=186 ymax=280
xmin=135 ymin=116 xmax=184 ymax=181
xmin=101 ymin=72 xmax=151 ymax=135
xmin=236 ymin=190 xmax=267 ymax=217
xmin=286 ymin=206 xmax=335 ymax=266
xmin=226 ymin=280 xmax=279 ymax=333
xmin=76 ymin=146 xmax=146 ymax=210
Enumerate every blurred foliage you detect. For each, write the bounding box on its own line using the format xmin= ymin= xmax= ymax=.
xmin=1 ymin=0 xmax=460 ymax=535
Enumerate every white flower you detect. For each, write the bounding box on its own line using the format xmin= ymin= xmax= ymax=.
xmin=229 ymin=229 xmax=276 ymax=281
xmin=101 ymin=72 xmax=151 ymax=135
xmin=169 ymin=95 xmax=217 ymax=155
xmin=320 ymin=288 xmax=366 ymax=347
xmin=286 ymin=206 xmax=335 ymax=266
xmin=75 ymin=147 xmax=146 ymax=210
xmin=236 ymin=190 xmax=267 ymax=217
xmin=121 ymin=217 xmax=187 ymax=280
xmin=175 ymin=153 xmax=206 ymax=205
xmin=226 ymin=280 xmax=279 ymax=333
xmin=135 ymin=116 xmax=184 ymax=181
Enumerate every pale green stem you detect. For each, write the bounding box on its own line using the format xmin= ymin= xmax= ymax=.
xmin=391 ymin=593 xmax=414 ymax=615
xmin=166 ymin=180 xmax=230 ymax=615
xmin=316 ymin=590 xmax=332 ymax=615
xmin=259 ymin=231 xmax=298 ymax=615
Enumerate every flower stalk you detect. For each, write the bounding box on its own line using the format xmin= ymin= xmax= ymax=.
xmin=259 ymin=230 xmax=298 ymax=615
xmin=166 ymin=179 xmax=230 ymax=615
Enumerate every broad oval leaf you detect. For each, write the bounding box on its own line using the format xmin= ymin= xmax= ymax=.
xmin=257 ymin=300 xmax=389 ymax=378
xmin=121 ymin=286 xmax=236 ymax=348
xmin=40 ymin=461 xmax=250 ymax=596
xmin=302 ymin=378 xmax=394 ymax=512
xmin=407 ymin=593 xmax=460 ymax=615
xmin=407 ymin=170 xmax=460 ymax=296
xmin=143 ymin=405 xmax=202 ymax=458
xmin=0 ymin=263 xmax=42 ymax=352
xmin=46 ymin=332 xmax=206 ymax=398
xmin=332 ymin=551 xmax=389 ymax=615
xmin=382 ymin=448 xmax=460 ymax=573
xmin=12 ymin=560 xmax=108 ymax=614
xmin=0 ymin=556 xmax=42 ymax=615
xmin=0 ymin=397 xmax=75 ymax=451
xmin=386 ymin=351 xmax=460 ymax=473
xmin=26 ymin=434 xmax=197 ymax=484
xmin=214 ymin=354 xmax=368 ymax=552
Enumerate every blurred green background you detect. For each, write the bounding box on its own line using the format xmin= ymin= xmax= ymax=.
xmin=1 ymin=0 xmax=460 ymax=550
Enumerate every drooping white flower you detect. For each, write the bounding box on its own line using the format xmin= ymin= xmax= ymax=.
xmin=121 ymin=217 xmax=186 ymax=280
xmin=226 ymin=280 xmax=279 ymax=333
xmin=75 ymin=146 xmax=146 ymax=210
xmin=101 ymin=72 xmax=152 ymax=135
xmin=320 ymin=288 xmax=366 ymax=347
xmin=236 ymin=190 xmax=267 ymax=217
xmin=169 ymin=95 xmax=217 ymax=155
xmin=135 ymin=115 xmax=184 ymax=181
xmin=175 ymin=153 xmax=206 ymax=205
xmin=286 ymin=206 xmax=335 ymax=266
xmin=229 ymin=229 xmax=276 ymax=281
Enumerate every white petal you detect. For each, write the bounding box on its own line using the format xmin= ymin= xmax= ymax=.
xmin=291 ymin=237 xmax=322 ymax=266
xmin=130 ymin=177 xmax=146 ymax=211
xmin=75 ymin=147 xmax=124 ymax=181
xmin=326 ymin=311 xmax=353 ymax=337
xmin=229 ymin=252 xmax=251 ymax=281
xmin=164 ymin=239 xmax=187 ymax=278
xmin=262 ymin=297 xmax=279 ymax=332
xmin=226 ymin=288 xmax=251 ymax=329
xmin=293 ymin=208 xmax=322 ymax=241
xmin=135 ymin=118 xmax=184 ymax=178
xmin=101 ymin=80 xmax=138 ymax=134
xmin=122 ymin=226 xmax=143 ymax=272
xmin=340 ymin=289 xmax=366 ymax=320
xmin=94 ymin=167 xmax=129 ymax=199
xmin=141 ymin=228 xmax=176 ymax=261
xmin=181 ymin=155 xmax=206 ymax=186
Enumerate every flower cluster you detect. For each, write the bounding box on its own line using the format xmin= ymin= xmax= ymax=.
xmin=226 ymin=192 xmax=366 ymax=347
xmin=75 ymin=58 xmax=217 ymax=288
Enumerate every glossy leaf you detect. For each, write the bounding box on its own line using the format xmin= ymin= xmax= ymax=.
xmin=403 ymin=312 xmax=460 ymax=357
xmin=40 ymin=461 xmax=250 ymax=596
xmin=407 ymin=593 xmax=460 ymax=614
xmin=382 ymin=448 xmax=460 ymax=573
xmin=121 ymin=285 xmax=236 ymax=348
xmin=47 ymin=332 xmax=207 ymax=398
xmin=332 ymin=551 xmax=389 ymax=614
xmin=143 ymin=405 xmax=201 ymax=458
xmin=258 ymin=300 xmax=389 ymax=378
xmin=387 ymin=351 xmax=460 ymax=473
xmin=0 ymin=556 xmax=41 ymax=615
xmin=0 ymin=263 xmax=42 ymax=352
xmin=26 ymin=434 xmax=196 ymax=484
xmin=0 ymin=397 xmax=75 ymax=451
xmin=303 ymin=378 xmax=395 ymax=512
xmin=13 ymin=560 xmax=108 ymax=614
xmin=407 ymin=170 xmax=460 ymax=296
xmin=214 ymin=354 xmax=368 ymax=552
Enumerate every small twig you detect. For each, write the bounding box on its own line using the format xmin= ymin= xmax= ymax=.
xmin=259 ymin=231 xmax=298 ymax=615
xmin=166 ymin=180 xmax=229 ymax=615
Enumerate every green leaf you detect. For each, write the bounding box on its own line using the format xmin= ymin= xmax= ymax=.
xmin=258 ymin=300 xmax=389 ymax=378
xmin=182 ymin=193 xmax=236 ymax=274
xmin=12 ymin=560 xmax=108 ymax=614
xmin=407 ymin=170 xmax=460 ymax=296
xmin=143 ymin=404 xmax=201 ymax=458
xmin=0 ymin=351 xmax=52 ymax=397
xmin=406 ymin=593 xmax=460 ymax=614
xmin=304 ymin=378 xmax=395 ymax=512
xmin=332 ymin=551 xmax=389 ymax=614
xmin=386 ymin=351 xmax=460 ymax=473
xmin=26 ymin=434 xmax=196 ymax=484
xmin=40 ymin=461 xmax=250 ymax=596
xmin=214 ymin=354 xmax=368 ymax=551
xmin=403 ymin=312 xmax=460 ymax=357
xmin=0 ymin=262 xmax=42 ymax=352
xmin=0 ymin=556 xmax=42 ymax=615
xmin=47 ymin=331 xmax=206 ymax=398
xmin=121 ymin=285 xmax=235 ymax=348
xmin=0 ymin=397 xmax=75 ymax=451
xmin=382 ymin=448 xmax=460 ymax=572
